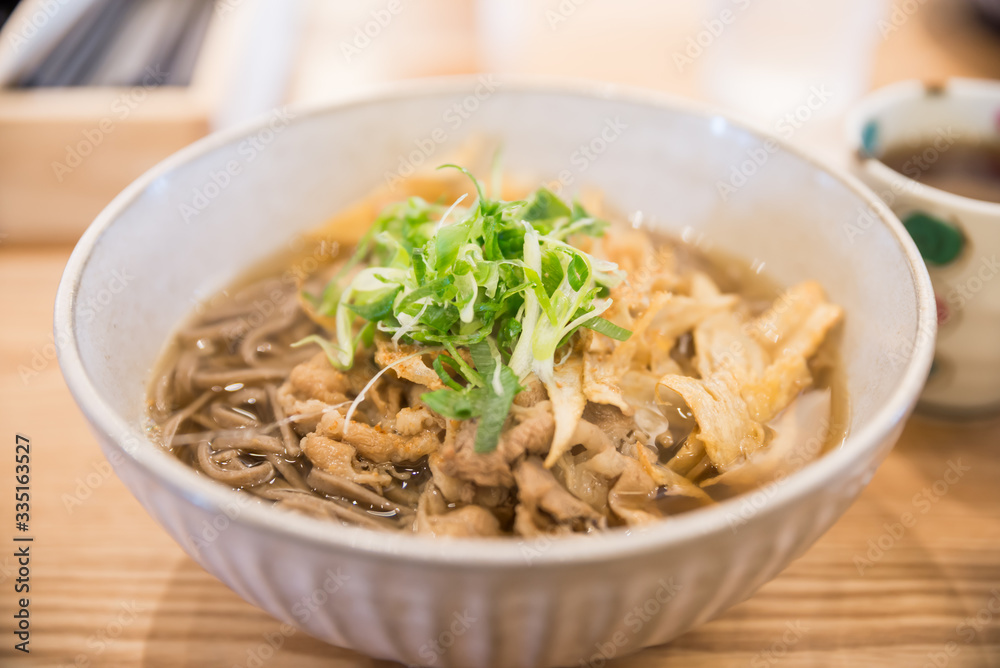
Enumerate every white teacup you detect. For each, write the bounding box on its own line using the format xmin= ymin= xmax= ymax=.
xmin=847 ymin=78 xmax=1000 ymax=416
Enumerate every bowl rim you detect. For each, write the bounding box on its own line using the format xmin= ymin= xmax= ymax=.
xmin=55 ymin=75 xmax=937 ymax=568
xmin=845 ymin=77 xmax=1000 ymax=217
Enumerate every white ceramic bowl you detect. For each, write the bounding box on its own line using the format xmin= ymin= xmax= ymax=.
xmin=55 ymin=78 xmax=935 ymax=668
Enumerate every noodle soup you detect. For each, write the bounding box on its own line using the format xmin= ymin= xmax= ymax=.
xmin=147 ymin=171 xmax=847 ymax=537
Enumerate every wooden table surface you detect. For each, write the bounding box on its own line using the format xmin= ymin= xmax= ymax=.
xmin=3 ymin=1 xmax=1000 ymax=666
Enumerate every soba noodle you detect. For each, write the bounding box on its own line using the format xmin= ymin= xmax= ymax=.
xmin=147 ymin=172 xmax=846 ymax=538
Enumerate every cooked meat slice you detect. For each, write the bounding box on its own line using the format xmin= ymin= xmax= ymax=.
xmin=272 ymin=397 xmax=332 ymax=435
xmin=374 ymin=338 xmax=444 ymax=389
xmin=315 ymin=409 xmax=441 ymax=464
xmin=436 ymin=419 xmax=515 ymax=487
xmin=417 ymin=504 xmax=502 ymax=537
xmin=301 ymin=433 xmax=392 ymax=488
xmin=562 ymin=444 xmax=683 ymax=525
xmin=513 ymin=504 xmax=567 ymax=537
xmin=275 ymin=352 xmax=387 ymax=432
xmin=435 ymin=402 xmax=556 ymax=487
xmin=428 ymin=453 xmax=475 ymax=504
xmin=513 ymin=373 xmax=548 ymax=407
xmin=415 ymin=485 xmax=501 ymax=537
xmin=514 ymin=458 xmax=602 ymax=532
xmin=394 ymin=406 xmax=442 ymax=436
xmin=277 ymin=352 xmax=352 ymax=417
xmin=554 ymin=455 xmax=612 ymax=516
xmin=501 ymin=401 xmax=555 ymax=457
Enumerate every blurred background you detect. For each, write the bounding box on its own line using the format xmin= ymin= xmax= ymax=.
xmin=1 ymin=3 xmax=1000 ymax=666
xmin=1 ymin=0 xmax=1000 ymax=243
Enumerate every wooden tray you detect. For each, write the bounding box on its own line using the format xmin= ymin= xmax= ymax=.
xmin=0 ymin=1 xmax=260 ymax=243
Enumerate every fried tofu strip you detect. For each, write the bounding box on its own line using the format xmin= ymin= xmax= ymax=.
xmin=656 ymin=371 xmax=765 ymax=470
xmin=657 ymin=281 xmax=842 ymax=470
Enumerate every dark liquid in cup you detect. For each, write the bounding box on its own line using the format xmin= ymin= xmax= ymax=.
xmin=879 ymin=140 xmax=1000 ymax=204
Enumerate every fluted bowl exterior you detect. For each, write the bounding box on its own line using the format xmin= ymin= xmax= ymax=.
xmin=56 ymin=78 xmax=935 ymax=668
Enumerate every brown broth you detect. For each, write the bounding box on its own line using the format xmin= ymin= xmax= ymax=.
xmin=879 ymin=139 xmax=1000 ymax=204
xmin=146 ymin=192 xmax=849 ymax=534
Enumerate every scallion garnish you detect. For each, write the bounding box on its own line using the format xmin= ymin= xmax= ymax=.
xmin=296 ymin=165 xmax=632 ymax=453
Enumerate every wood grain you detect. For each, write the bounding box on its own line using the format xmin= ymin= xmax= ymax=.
xmin=2 ymin=254 xmax=999 ymax=667
xmin=3 ymin=0 xmax=1000 ymax=665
